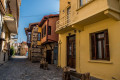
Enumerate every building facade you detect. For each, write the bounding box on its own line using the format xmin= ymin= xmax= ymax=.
xmin=25 ymin=28 xmax=31 ymax=60
xmin=56 ymin=0 xmax=120 ymax=80
xmin=39 ymin=14 xmax=59 ymax=65
xmin=0 ymin=0 xmax=21 ymax=64
xmin=20 ymin=42 xmax=28 ymax=56
xmin=25 ymin=22 xmax=42 ymax=62
xmin=25 ymin=14 xmax=59 ymax=65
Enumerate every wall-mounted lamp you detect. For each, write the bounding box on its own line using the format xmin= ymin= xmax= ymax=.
xmin=78 ymin=30 xmax=81 ymax=33
xmin=74 ymin=30 xmax=76 ymax=33
xmin=68 ymin=2 xmax=71 ymax=4
xmin=68 ymin=33 xmax=71 ymax=36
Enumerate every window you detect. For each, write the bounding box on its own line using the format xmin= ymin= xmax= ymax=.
xmin=91 ymin=30 xmax=110 ymax=60
xmin=80 ymin=0 xmax=83 ymax=6
xmin=42 ymin=25 xmax=46 ymax=38
xmin=42 ymin=28 xmax=43 ymax=38
xmin=48 ymin=26 xmax=51 ymax=35
xmin=38 ymin=33 xmax=41 ymax=41
xmin=44 ymin=25 xmax=46 ymax=36
xmin=27 ymin=34 xmax=31 ymax=43
xmin=67 ymin=7 xmax=71 ymax=24
xmin=79 ymin=0 xmax=92 ymax=7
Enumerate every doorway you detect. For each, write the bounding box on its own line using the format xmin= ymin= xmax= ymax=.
xmin=46 ymin=50 xmax=52 ymax=64
xmin=67 ymin=35 xmax=76 ymax=68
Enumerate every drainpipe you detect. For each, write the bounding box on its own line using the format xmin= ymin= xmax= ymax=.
xmin=78 ymin=30 xmax=81 ymax=72
xmin=58 ymin=40 xmax=62 ymax=67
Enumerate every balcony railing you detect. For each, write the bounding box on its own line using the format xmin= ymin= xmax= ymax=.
xmin=11 ymin=35 xmax=18 ymax=39
xmin=56 ymin=13 xmax=72 ymax=31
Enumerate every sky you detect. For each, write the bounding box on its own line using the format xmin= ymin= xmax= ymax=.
xmin=18 ymin=0 xmax=59 ymax=43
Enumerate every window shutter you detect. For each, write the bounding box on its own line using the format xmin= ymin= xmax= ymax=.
xmin=104 ymin=30 xmax=110 ymax=60
xmin=91 ymin=33 xmax=97 ymax=60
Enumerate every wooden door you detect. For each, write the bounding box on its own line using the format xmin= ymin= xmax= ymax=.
xmin=67 ymin=35 xmax=76 ymax=68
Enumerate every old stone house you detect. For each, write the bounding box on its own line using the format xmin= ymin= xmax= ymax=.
xmin=25 ymin=22 xmax=42 ymax=62
xmin=20 ymin=42 xmax=28 ymax=56
xmin=39 ymin=14 xmax=59 ymax=65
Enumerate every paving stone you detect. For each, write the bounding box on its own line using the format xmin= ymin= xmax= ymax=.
xmin=0 ymin=56 xmax=62 ymax=80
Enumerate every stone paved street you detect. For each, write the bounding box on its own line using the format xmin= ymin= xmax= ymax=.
xmin=0 ymin=56 xmax=62 ymax=80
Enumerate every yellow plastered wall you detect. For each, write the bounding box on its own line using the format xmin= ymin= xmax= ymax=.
xmin=58 ymin=18 xmax=120 ymax=80
xmin=37 ymin=26 xmax=42 ymax=45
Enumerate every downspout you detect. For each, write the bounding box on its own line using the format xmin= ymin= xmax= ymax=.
xmin=78 ymin=30 xmax=81 ymax=72
xmin=60 ymin=41 xmax=61 ymax=67
xmin=58 ymin=40 xmax=62 ymax=67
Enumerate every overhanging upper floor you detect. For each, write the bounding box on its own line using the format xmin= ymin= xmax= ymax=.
xmin=56 ymin=0 xmax=120 ymax=33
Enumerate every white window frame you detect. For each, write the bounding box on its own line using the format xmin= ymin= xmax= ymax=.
xmin=77 ymin=0 xmax=93 ymax=9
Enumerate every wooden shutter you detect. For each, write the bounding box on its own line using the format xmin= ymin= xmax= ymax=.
xmin=91 ymin=33 xmax=97 ymax=60
xmin=104 ymin=30 xmax=110 ymax=60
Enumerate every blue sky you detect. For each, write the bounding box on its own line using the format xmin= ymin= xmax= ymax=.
xmin=18 ymin=0 xmax=59 ymax=43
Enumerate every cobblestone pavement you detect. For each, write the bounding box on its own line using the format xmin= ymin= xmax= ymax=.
xmin=0 ymin=56 xmax=63 ymax=80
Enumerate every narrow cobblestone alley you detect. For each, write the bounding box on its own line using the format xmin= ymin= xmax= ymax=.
xmin=0 ymin=56 xmax=62 ymax=80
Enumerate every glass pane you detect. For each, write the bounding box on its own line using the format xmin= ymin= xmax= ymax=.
xmin=103 ymin=40 xmax=106 ymax=58
xmin=98 ymin=41 xmax=102 ymax=59
xmin=69 ymin=36 xmax=75 ymax=41
xmin=73 ymin=42 xmax=76 ymax=57
xmin=80 ymin=0 xmax=83 ymax=6
xmin=38 ymin=33 xmax=40 ymax=40
xmin=97 ymin=33 xmax=104 ymax=38
xmin=69 ymin=44 xmax=72 ymax=55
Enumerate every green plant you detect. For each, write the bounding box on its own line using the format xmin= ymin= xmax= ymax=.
xmin=10 ymin=46 xmax=15 ymax=56
xmin=5 ymin=14 xmax=13 ymax=17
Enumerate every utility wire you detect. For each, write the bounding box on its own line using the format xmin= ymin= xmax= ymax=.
xmin=20 ymin=11 xmax=60 ymax=17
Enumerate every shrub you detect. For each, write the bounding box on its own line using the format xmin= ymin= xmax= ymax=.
xmin=10 ymin=46 xmax=15 ymax=56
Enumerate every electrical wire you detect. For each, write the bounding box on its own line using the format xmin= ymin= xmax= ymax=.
xmin=20 ymin=11 xmax=60 ymax=17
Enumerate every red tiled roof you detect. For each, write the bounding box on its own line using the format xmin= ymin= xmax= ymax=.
xmin=24 ymin=22 xmax=39 ymax=34
xmin=22 ymin=41 xmax=27 ymax=44
xmin=39 ymin=14 xmax=59 ymax=27
xmin=29 ymin=22 xmax=39 ymax=31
